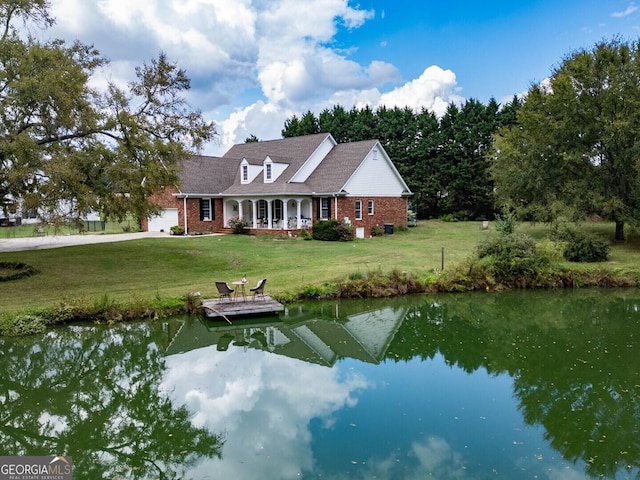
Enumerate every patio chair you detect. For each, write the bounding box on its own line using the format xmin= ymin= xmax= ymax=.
xmin=250 ymin=278 xmax=267 ymax=301
xmin=215 ymin=281 xmax=235 ymax=302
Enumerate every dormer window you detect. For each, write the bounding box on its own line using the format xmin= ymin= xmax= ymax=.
xmin=263 ymin=158 xmax=274 ymax=183
xmin=241 ymin=159 xmax=250 ymax=185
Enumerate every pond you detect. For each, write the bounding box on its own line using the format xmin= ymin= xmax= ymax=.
xmin=1 ymin=289 xmax=640 ymax=479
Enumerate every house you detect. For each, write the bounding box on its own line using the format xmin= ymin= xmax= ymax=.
xmin=144 ymin=133 xmax=412 ymax=238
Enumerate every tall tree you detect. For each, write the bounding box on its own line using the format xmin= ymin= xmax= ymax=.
xmin=493 ymin=39 xmax=640 ymax=240
xmin=348 ymin=105 xmax=377 ymax=141
xmin=318 ymin=105 xmax=351 ymax=142
xmin=412 ymin=108 xmax=443 ymax=217
xmin=281 ymin=110 xmax=319 ymax=137
xmin=438 ymin=99 xmax=497 ymax=219
xmin=0 ymin=0 xmax=216 ymax=226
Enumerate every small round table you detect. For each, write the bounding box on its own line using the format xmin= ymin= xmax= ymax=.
xmin=232 ymin=280 xmax=248 ymax=302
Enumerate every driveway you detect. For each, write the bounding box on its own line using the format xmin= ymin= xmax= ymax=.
xmin=0 ymin=231 xmax=174 ymax=252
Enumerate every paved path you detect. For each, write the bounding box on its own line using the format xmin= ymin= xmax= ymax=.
xmin=0 ymin=231 xmax=174 ymax=252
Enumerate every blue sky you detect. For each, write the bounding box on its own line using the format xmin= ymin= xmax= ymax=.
xmin=47 ymin=0 xmax=640 ymax=154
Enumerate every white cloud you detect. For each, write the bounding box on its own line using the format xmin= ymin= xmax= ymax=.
xmin=611 ymin=2 xmax=638 ymax=17
xmin=379 ymin=65 xmax=464 ymax=117
xmin=208 ymin=64 xmax=464 ymax=155
xmin=48 ymin=0 xmax=466 ymax=156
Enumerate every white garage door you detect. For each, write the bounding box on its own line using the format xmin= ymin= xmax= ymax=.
xmin=147 ymin=208 xmax=179 ymax=232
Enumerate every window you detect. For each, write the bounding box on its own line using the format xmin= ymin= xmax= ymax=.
xmin=273 ymin=199 xmax=283 ymax=221
xmin=320 ymin=198 xmax=330 ymax=219
xmin=200 ymin=199 xmax=212 ymax=221
xmin=242 ymin=165 xmax=248 ymax=183
xmin=257 ymin=199 xmax=267 ymax=219
xmin=355 ymin=200 xmax=362 ymax=220
xmin=367 ymin=200 xmax=374 ymax=215
xmin=266 ymin=163 xmax=272 ymax=181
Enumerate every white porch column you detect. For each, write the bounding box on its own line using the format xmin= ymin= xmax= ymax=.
xmin=238 ymin=200 xmax=244 ymax=222
xmin=251 ymin=199 xmax=258 ymax=228
xmin=282 ymin=199 xmax=289 ymax=229
xmin=267 ymin=199 xmax=273 ymax=229
xmin=296 ymin=199 xmax=302 ymax=229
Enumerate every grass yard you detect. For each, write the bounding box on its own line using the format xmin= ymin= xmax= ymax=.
xmin=0 ymin=217 xmax=139 ymax=239
xmin=0 ymin=220 xmax=639 ymax=318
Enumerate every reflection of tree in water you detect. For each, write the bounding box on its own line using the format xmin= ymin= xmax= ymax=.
xmin=0 ymin=323 xmax=222 ymax=479
xmin=387 ymin=291 xmax=640 ymax=478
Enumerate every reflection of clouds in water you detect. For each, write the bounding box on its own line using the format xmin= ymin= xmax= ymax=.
xmin=353 ymin=436 xmax=587 ymax=480
xmin=357 ymin=436 xmax=468 ymax=480
xmin=544 ymin=466 xmax=588 ymax=480
xmin=161 ymin=345 xmax=369 ymax=479
xmin=409 ymin=437 xmax=467 ymax=479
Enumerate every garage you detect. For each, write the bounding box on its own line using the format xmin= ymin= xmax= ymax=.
xmin=147 ymin=208 xmax=179 ymax=232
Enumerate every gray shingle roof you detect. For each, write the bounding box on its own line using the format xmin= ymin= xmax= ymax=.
xmin=176 ymin=134 xmax=383 ymax=197
xmin=177 ymin=155 xmax=240 ymax=195
xmin=306 ymin=140 xmax=378 ymax=193
xmin=223 ymin=133 xmax=331 ymax=162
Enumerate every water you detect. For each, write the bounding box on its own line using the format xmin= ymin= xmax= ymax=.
xmin=1 ymin=289 xmax=639 ymax=479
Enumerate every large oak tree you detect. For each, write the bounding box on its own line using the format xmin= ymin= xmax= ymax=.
xmin=0 ymin=0 xmax=216 ymax=226
xmin=493 ymin=38 xmax=640 ymax=241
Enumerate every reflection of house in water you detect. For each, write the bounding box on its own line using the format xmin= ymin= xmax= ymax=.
xmin=164 ymin=303 xmax=408 ymax=366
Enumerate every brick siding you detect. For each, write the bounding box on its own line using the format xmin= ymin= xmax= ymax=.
xmin=338 ymin=196 xmax=408 ymax=237
xmin=145 ymin=189 xmax=408 ymax=238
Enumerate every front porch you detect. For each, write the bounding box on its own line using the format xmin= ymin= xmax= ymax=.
xmin=224 ymin=197 xmax=314 ymax=231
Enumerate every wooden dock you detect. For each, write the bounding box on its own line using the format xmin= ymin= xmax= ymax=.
xmin=201 ymin=295 xmax=284 ymax=323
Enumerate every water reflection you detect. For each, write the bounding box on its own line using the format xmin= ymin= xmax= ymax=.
xmin=2 ymin=290 xmax=640 ymax=478
xmin=161 ymin=291 xmax=640 ymax=479
xmin=0 ymin=323 xmax=223 ymax=478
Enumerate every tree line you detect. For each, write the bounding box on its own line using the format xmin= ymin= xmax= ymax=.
xmin=281 ymin=99 xmax=522 ymax=220
xmin=282 ymin=38 xmax=640 ymax=242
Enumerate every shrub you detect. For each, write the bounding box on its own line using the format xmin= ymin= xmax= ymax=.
xmin=535 ymin=238 xmax=566 ymax=264
xmin=439 ymin=213 xmax=458 ymax=222
xmin=337 ymin=221 xmax=354 ymax=241
xmin=494 ymin=208 xmax=518 ymax=236
xmin=371 ymin=224 xmax=383 ymax=237
xmin=227 ymin=217 xmax=249 ymax=234
xmin=170 ymin=225 xmax=185 ymax=235
xmin=475 ymin=221 xmax=549 ymax=285
xmin=553 ymin=227 xmax=609 ymax=262
xmin=312 ymin=219 xmax=353 ymax=241
xmin=299 ymin=228 xmax=312 ymax=240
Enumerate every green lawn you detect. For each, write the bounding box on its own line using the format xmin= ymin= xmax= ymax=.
xmin=0 ymin=218 xmax=138 ymax=238
xmin=1 ymin=220 xmax=639 ymax=317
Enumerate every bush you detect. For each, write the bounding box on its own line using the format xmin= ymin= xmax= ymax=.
xmin=493 ymin=209 xmax=518 ymax=236
xmin=170 ymin=225 xmax=185 ymax=235
xmin=553 ymin=227 xmax=609 ymax=262
xmin=371 ymin=225 xmax=383 ymax=237
xmin=312 ymin=219 xmax=353 ymax=241
xmin=299 ymin=228 xmax=312 ymax=240
xmin=227 ymin=217 xmax=249 ymax=234
xmin=475 ymin=224 xmax=550 ymax=286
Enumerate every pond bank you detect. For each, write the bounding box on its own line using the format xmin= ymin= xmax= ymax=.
xmin=2 ymin=265 xmax=638 ymax=337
